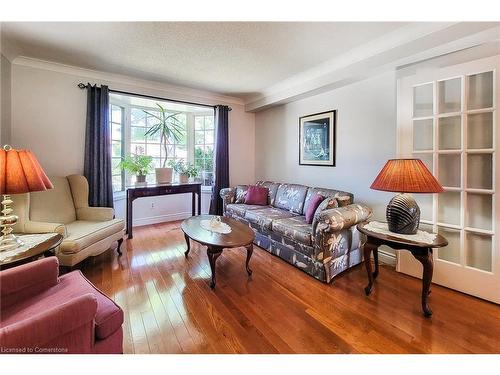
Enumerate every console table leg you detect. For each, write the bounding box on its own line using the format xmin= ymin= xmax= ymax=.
xmin=245 ymin=243 xmax=253 ymax=276
xmin=207 ymin=247 xmax=222 ymax=289
xmin=363 ymin=242 xmax=377 ymax=296
xmin=184 ymin=233 xmax=191 ymax=258
xmin=413 ymin=248 xmax=434 ymax=317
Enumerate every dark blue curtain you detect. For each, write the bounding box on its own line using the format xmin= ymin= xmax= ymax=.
xmin=84 ymin=84 xmax=114 ymax=208
xmin=209 ymin=105 xmax=230 ymax=215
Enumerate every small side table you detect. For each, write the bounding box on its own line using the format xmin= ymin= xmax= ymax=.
xmin=357 ymin=222 xmax=448 ymax=317
xmin=0 ymin=233 xmax=63 ymax=270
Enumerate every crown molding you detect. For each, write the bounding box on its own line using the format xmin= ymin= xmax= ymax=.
xmin=11 ymin=56 xmax=246 ymax=107
xmin=245 ymin=22 xmax=500 ymax=112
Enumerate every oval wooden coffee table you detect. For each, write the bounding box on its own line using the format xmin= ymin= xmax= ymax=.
xmin=181 ymin=215 xmax=255 ymax=289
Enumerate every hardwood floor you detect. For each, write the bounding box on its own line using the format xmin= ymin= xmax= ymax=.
xmin=80 ymin=221 xmax=500 ymax=354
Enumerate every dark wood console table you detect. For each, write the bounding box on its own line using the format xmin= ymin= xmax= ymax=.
xmin=357 ymin=222 xmax=448 ymax=317
xmin=126 ymin=182 xmax=202 ymax=239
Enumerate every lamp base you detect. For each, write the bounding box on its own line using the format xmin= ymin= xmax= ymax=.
xmin=386 ymin=193 xmax=420 ymax=235
xmin=0 ymin=194 xmax=23 ymax=252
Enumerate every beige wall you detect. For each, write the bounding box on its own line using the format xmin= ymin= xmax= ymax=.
xmin=0 ymin=55 xmax=11 ymax=145
xmin=10 ymin=59 xmax=255 ymax=224
xmin=255 ymin=71 xmax=397 ymax=222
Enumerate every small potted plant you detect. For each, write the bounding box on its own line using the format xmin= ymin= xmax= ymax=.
xmin=118 ymin=154 xmax=154 ymax=184
xmin=168 ymin=160 xmax=199 ymax=183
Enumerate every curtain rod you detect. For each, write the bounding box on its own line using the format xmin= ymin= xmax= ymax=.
xmin=77 ymin=83 xmax=232 ymax=111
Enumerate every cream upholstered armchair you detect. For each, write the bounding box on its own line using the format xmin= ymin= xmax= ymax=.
xmin=14 ymin=175 xmax=125 ymax=269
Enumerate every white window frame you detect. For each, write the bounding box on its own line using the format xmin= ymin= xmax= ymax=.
xmin=110 ymin=96 xmax=215 ymax=193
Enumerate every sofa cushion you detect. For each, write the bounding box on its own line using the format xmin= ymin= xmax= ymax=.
xmin=312 ymin=196 xmax=339 ymax=233
xmin=256 ymin=181 xmax=280 ymax=205
xmin=226 ymin=203 xmax=266 ymax=218
xmin=59 ymin=219 xmax=124 ymax=254
xmin=272 ymin=216 xmax=313 ymax=246
xmin=303 ymin=187 xmax=354 ymax=215
xmin=274 ymin=184 xmax=309 ymax=214
xmin=245 ymin=185 xmax=269 ymax=205
xmin=244 ymin=207 xmax=296 ymax=230
xmin=0 ymin=270 xmax=123 ymax=340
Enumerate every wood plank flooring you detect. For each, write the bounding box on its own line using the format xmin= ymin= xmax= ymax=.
xmin=80 ymin=221 xmax=500 ymax=354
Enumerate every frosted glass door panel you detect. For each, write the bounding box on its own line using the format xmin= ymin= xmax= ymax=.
xmin=414 ymin=153 xmax=433 ymax=172
xmin=413 ymin=83 xmax=433 ymax=117
xmin=438 ymin=154 xmax=461 ymax=188
xmin=466 ymin=232 xmax=492 ymax=272
xmin=438 ymin=192 xmax=461 ymax=225
xmin=467 ymin=112 xmax=493 ymax=150
xmin=468 ymin=71 xmax=493 ymax=110
xmin=414 ymin=194 xmax=433 ymax=222
xmin=438 ymin=78 xmax=462 ymax=114
xmin=467 ymin=154 xmax=493 ymax=190
xmin=413 ymin=119 xmax=433 ymax=151
xmin=437 ymin=227 xmax=461 ymax=264
xmin=438 ymin=116 xmax=461 ymax=150
xmin=466 ymin=193 xmax=492 ymax=230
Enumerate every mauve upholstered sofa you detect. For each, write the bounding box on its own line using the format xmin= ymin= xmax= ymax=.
xmin=0 ymin=258 xmax=123 ymax=354
xmin=220 ymin=181 xmax=372 ymax=283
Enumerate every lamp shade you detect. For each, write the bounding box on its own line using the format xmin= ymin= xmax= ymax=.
xmin=370 ymin=159 xmax=443 ymax=194
xmin=0 ymin=146 xmax=53 ymax=195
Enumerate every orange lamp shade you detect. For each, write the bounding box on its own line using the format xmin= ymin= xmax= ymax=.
xmin=0 ymin=146 xmax=53 ymax=195
xmin=370 ymin=159 xmax=443 ymax=194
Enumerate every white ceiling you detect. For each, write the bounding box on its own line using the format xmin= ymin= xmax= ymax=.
xmin=1 ymin=22 xmax=407 ymax=99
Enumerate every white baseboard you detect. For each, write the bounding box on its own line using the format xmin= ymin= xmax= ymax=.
xmin=133 ymin=211 xmax=192 ymax=227
xmin=378 ymin=250 xmax=397 ymax=267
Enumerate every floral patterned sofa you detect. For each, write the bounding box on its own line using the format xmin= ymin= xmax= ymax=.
xmin=220 ymin=181 xmax=372 ymax=283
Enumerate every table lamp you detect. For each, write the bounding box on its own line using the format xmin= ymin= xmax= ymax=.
xmin=370 ymin=159 xmax=443 ymax=235
xmin=0 ymin=145 xmax=53 ymax=251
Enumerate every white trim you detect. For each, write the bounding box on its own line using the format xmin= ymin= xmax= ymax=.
xmin=11 ymin=56 xmax=245 ymax=106
xmin=133 ymin=211 xmax=192 ymax=227
xmin=378 ymin=250 xmax=397 ymax=267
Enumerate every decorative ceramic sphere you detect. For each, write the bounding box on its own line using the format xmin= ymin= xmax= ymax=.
xmin=386 ymin=193 xmax=420 ymax=234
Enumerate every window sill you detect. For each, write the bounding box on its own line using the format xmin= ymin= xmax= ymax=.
xmin=113 ymin=185 xmax=213 ymax=202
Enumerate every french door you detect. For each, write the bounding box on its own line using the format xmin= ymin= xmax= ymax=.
xmin=397 ymin=55 xmax=500 ymax=304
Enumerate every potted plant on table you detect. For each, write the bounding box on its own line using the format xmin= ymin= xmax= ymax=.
xmin=168 ymin=160 xmax=200 ymax=183
xmin=143 ymin=103 xmax=184 ymax=183
xmin=118 ymin=154 xmax=154 ymax=184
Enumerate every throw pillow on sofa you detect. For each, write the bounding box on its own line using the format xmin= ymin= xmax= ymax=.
xmin=234 ymin=185 xmax=249 ymax=203
xmin=312 ymin=196 xmax=339 ymax=232
xmin=305 ymin=193 xmax=325 ymax=224
xmin=245 ymin=185 xmax=269 ymax=205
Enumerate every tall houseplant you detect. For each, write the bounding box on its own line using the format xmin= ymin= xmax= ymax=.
xmin=143 ymin=103 xmax=184 ymax=183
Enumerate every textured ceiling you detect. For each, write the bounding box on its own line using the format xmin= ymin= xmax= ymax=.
xmin=2 ymin=22 xmax=408 ymax=99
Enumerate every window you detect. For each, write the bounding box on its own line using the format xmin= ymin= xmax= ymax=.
xmin=194 ymin=115 xmax=215 ymax=186
xmin=110 ymin=104 xmax=125 ymax=192
xmin=109 ymin=94 xmax=215 ymax=192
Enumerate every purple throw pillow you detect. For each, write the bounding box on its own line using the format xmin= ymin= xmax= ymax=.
xmin=305 ymin=193 xmax=325 ymax=224
xmin=245 ymin=185 xmax=269 ymax=205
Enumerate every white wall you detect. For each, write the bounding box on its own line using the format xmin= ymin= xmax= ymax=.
xmin=255 ymin=71 xmax=397 ymax=222
xmin=10 ymin=58 xmax=255 ymax=225
xmin=0 ymin=55 xmax=12 ymax=145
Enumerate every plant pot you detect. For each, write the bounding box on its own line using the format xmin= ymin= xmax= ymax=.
xmin=155 ymin=167 xmax=173 ymax=184
xmin=136 ymin=174 xmax=146 ymax=183
xmin=179 ymin=173 xmax=189 ymax=184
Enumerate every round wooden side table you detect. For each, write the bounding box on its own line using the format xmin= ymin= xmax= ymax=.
xmin=357 ymin=222 xmax=448 ymax=317
xmin=0 ymin=233 xmax=63 ymax=270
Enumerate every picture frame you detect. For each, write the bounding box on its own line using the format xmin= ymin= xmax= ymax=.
xmin=299 ymin=110 xmax=336 ymax=166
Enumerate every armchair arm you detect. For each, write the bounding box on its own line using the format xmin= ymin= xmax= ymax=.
xmin=76 ymin=207 xmax=114 ymax=221
xmin=0 ymin=257 xmax=60 ymax=307
xmin=23 ymin=220 xmax=67 ymax=237
xmin=0 ymin=293 xmax=98 ymax=352
xmin=220 ymin=187 xmax=236 ymax=213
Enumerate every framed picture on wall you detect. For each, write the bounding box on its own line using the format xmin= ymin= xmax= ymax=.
xmin=299 ymin=110 xmax=336 ymax=166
